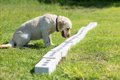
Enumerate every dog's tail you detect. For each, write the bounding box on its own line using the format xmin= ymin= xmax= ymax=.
xmin=0 ymin=40 xmax=14 ymax=49
xmin=0 ymin=44 xmax=12 ymax=49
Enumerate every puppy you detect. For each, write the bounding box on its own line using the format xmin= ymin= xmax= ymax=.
xmin=0 ymin=14 xmax=72 ymax=48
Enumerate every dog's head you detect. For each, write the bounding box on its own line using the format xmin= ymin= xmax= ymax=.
xmin=57 ymin=16 xmax=72 ymax=38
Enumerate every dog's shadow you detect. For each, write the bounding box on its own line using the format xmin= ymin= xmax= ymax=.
xmin=26 ymin=43 xmax=45 ymax=49
xmin=2 ymin=41 xmax=45 ymax=49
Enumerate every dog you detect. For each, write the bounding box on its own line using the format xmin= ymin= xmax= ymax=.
xmin=0 ymin=14 xmax=72 ymax=48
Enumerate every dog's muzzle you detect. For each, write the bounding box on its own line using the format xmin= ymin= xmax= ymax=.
xmin=61 ymin=30 xmax=70 ymax=38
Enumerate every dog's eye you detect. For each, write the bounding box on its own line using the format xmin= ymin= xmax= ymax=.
xmin=66 ymin=28 xmax=70 ymax=30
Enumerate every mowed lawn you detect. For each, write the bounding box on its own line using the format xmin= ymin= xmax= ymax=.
xmin=0 ymin=0 xmax=120 ymax=80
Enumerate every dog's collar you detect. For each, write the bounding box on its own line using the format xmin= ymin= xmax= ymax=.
xmin=56 ymin=16 xmax=59 ymax=32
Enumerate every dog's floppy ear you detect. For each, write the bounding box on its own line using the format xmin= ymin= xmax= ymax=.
xmin=58 ymin=20 xmax=65 ymax=30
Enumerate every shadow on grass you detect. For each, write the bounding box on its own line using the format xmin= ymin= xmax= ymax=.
xmin=67 ymin=1 xmax=120 ymax=8
xmin=30 ymin=67 xmax=35 ymax=74
xmin=37 ymin=0 xmax=120 ymax=8
xmin=1 ymin=41 xmax=45 ymax=49
xmin=26 ymin=43 xmax=45 ymax=49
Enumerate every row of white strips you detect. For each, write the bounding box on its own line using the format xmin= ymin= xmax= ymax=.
xmin=35 ymin=22 xmax=97 ymax=74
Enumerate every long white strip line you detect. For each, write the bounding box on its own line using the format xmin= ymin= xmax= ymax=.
xmin=35 ymin=58 xmax=57 ymax=74
xmin=34 ymin=22 xmax=97 ymax=74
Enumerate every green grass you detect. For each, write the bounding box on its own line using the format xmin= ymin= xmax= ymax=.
xmin=0 ymin=0 xmax=120 ymax=80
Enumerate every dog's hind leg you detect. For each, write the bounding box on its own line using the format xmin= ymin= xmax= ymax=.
xmin=13 ymin=32 xmax=31 ymax=48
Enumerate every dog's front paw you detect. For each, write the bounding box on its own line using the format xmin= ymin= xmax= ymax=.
xmin=45 ymin=42 xmax=50 ymax=47
xmin=45 ymin=42 xmax=55 ymax=47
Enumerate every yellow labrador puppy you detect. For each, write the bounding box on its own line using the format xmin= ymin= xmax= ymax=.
xmin=0 ymin=14 xmax=72 ymax=48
